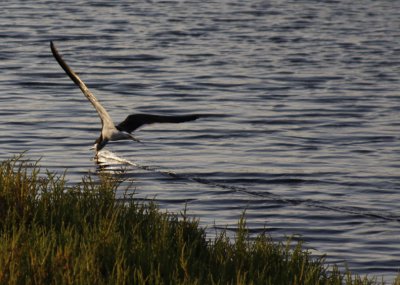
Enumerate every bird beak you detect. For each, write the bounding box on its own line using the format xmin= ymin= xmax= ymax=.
xmin=129 ymin=134 xmax=142 ymax=144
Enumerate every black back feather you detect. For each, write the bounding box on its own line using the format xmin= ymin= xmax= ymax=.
xmin=117 ymin=114 xmax=201 ymax=133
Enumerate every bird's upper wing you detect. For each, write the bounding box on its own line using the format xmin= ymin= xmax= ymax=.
xmin=50 ymin=41 xmax=115 ymax=130
xmin=117 ymin=114 xmax=202 ymax=133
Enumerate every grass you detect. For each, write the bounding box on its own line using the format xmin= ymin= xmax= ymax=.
xmin=0 ymin=155 xmax=397 ymax=284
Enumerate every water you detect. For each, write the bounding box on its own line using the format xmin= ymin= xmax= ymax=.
xmin=1 ymin=0 xmax=400 ymax=280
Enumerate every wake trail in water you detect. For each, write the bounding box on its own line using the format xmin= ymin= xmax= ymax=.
xmin=136 ymin=165 xmax=400 ymax=222
xmin=97 ymin=150 xmax=400 ymax=223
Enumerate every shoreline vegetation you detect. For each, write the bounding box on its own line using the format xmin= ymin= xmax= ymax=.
xmin=0 ymin=155 xmax=397 ymax=284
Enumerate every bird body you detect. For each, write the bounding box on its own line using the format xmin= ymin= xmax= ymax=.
xmin=50 ymin=41 xmax=204 ymax=153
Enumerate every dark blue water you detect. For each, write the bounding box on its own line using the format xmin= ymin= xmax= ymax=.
xmin=1 ymin=0 xmax=400 ymax=280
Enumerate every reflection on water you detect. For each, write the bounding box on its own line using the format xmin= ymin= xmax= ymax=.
xmin=1 ymin=0 xmax=400 ymax=281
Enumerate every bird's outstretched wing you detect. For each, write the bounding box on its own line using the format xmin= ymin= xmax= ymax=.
xmin=117 ymin=114 xmax=202 ymax=133
xmin=50 ymin=41 xmax=115 ymax=130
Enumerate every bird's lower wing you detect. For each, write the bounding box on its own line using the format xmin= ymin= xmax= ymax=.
xmin=50 ymin=41 xmax=115 ymax=129
xmin=117 ymin=114 xmax=203 ymax=133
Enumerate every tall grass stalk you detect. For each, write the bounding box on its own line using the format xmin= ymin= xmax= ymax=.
xmin=0 ymin=155 xmax=394 ymax=284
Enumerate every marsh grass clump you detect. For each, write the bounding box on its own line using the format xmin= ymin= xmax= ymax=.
xmin=0 ymin=155 xmax=392 ymax=284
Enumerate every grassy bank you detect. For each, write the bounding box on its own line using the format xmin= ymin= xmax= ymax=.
xmin=0 ymin=156 xmax=395 ymax=284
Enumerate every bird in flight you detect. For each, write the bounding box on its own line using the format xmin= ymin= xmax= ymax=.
xmin=50 ymin=41 xmax=207 ymax=154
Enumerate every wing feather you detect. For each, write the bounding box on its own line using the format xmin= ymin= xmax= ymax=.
xmin=50 ymin=41 xmax=115 ymax=129
xmin=117 ymin=114 xmax=202 ymax=133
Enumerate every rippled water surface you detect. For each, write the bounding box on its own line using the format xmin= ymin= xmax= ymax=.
xmin=1 ymin=0 xmax=400 ymax=280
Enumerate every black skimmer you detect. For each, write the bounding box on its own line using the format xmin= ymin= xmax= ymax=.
xmin=51 ymin=41 xmax=206 ymax=154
